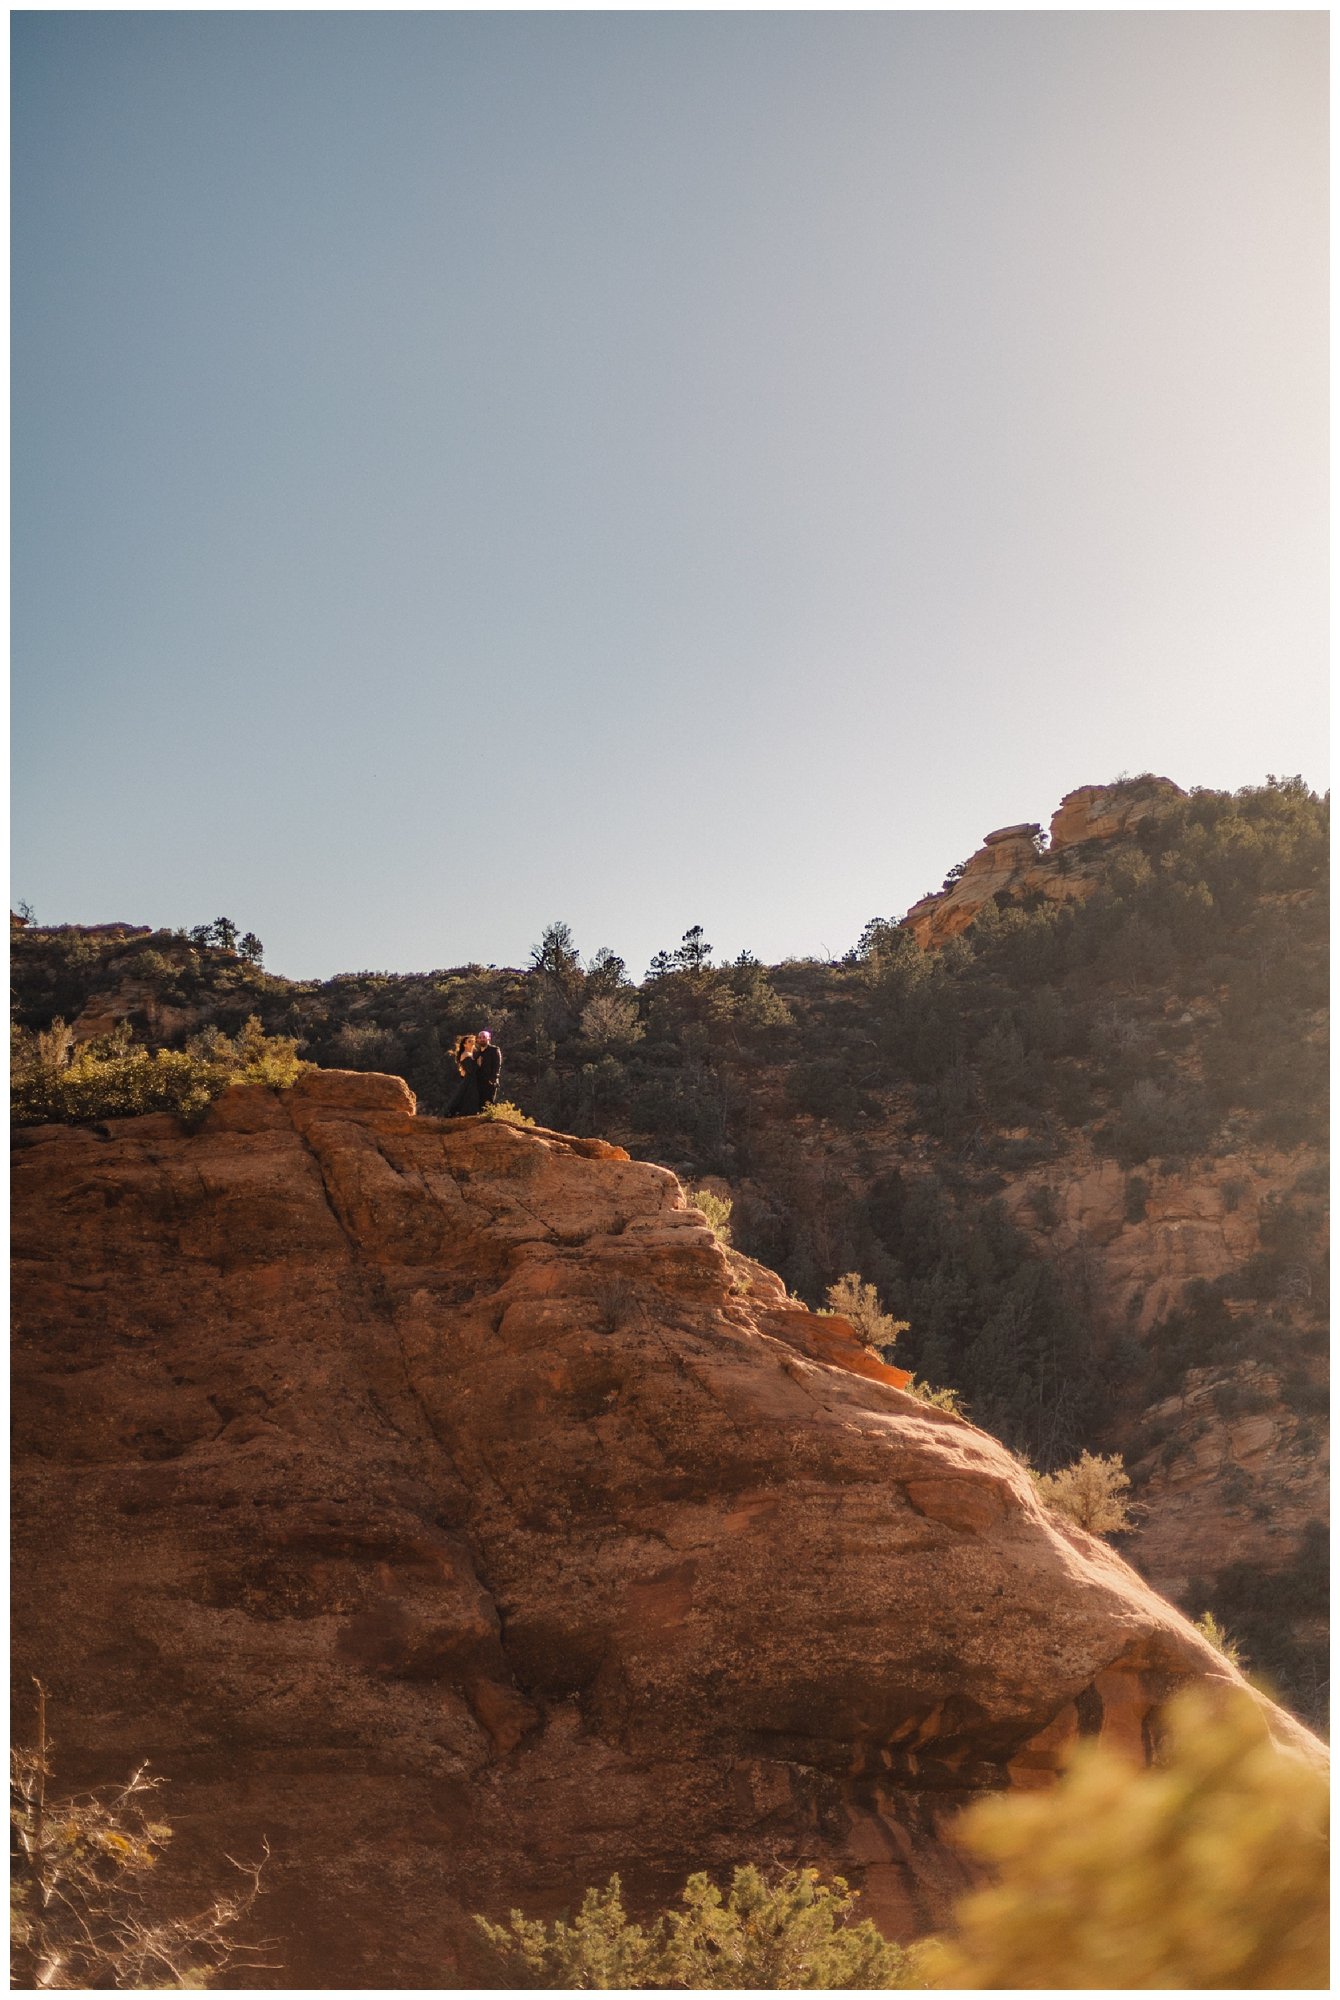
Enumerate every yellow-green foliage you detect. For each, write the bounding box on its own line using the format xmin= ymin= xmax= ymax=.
xmin=474 ymin=1864 xmax=915 ymax=1990
xmin=10 ymin=1015 xmax=303 ymax=1127
xmin=479 ymin=1098 xmax=537 ymax=1127
xmin=689 ymin=1187 xmax=733 ymax=1247
xmin=907 ymin=1378 xmax=967 ymax=1415
xmin=924 ymin=1687 xmax=1329 ymax=1990
xmin=1031 ymin=1448 xmax=1133 ymax=1535
xmin=1196 ymin=1609 xmax=1246 ymax=1670
xmin=824 ymin=1271 xmax=909 ymax=1354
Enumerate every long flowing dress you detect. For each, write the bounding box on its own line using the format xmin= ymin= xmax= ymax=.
xmin=446 ymin=1055 xmax=483 ymax=1117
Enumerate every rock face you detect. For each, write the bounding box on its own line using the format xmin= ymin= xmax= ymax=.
xmin=11 ymin=1072 xmax=1320 ymax=1987
xmin=904 ymin=779 xmax=1185 ymax=948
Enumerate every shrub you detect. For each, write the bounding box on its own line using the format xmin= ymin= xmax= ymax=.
xmin=479 ymin=1099 xmax=536 ymax=1128
xmin=689 ymin=1188 xmax=733 ymax=1247
xmin=825 ymin=1272 xmax=909 ymax=1356
xmin=1124 ymin=1173 xmax=1150 ymax=1223
xmin=1105 ymin=1079 xmax=1214 ymax=1166
xmin=10 ymin=1016 xmax=303 ymax=1127
xmin=11 ymin=1684 xmax=271 ymax=1989
xmin=1195 ymin=1610 xmax=1245 ymax=1670
xmin=474 ymin=1864 xmax=913 ymax=1989
xmin=924 ymin=1686 xmax=1328 ymax=1989
xmin=906 ymin=1379 xmax=967 ymax=1415
xmin=1031 ymin=1450 xmax=1133 ymax=1535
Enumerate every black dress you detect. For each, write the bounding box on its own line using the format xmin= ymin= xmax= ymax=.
xmin=446 ymin=1057 xmax=483 ymax=1117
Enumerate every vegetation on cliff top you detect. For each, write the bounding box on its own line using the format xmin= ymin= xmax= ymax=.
xmin=10 ymin=1014 xmax=303 ymax=1126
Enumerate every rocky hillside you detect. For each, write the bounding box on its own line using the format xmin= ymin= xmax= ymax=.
xmin=10 ymin=775 xmax=1329 ymax=1721
xmin=902 ymin=776 xmax=1186 ymax=948
xmin=11 ymin=1072 xmax=1322 ymax=1987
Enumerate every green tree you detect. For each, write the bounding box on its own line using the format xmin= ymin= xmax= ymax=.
xmin=585 ymin=946 xmax=629 ymax=995
xmin=530 ymin=921 xmax=585 ymax=1019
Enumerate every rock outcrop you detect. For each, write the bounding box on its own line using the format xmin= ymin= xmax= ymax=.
xmin=11 ymin=1072 xmax=1321 ymax=1987
xmin=904 ymin=779 xmax=1185 ymax=948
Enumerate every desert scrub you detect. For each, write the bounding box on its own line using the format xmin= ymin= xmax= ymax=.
xmin=906 ymin=1378 xmax=967 ymax=1415
xmin=10 ymin=1015 xmax=303 ymax=1127
xmin=688 ymin=1187 xmax=733 ymax=1246
xmin=1030 ymin=1450 xmax=1133 ymax=1535
xmin=1194 ymin=1609 xmax=1245 ymax=1670
xmin=924 ymin=1686 xmax=1327 ymax=1989
xmin=824 ymin=1271 xmax=909 ymax=1356
xmin=479 ymin=1099 xmax=536 ymax=1127
xmin=474 ymin=1863 xmax=915 ymax=1989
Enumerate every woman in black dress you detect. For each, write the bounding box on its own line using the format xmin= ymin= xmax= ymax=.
xmin=445 ymin=1033 xmax=483 ymax=1117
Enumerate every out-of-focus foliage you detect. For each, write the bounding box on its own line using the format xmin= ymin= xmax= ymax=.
xmin=1031 ymin=1449 xmax=1134 ymax=1535
xmin=11 ymin=1015 xmax=303 ymax=1126
xmin=473 ymin=1864 xmax=915 ymax=1989
xmin=925 ymin=1686 xmax=1328 ymax=1989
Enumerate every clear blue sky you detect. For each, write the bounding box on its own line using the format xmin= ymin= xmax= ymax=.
xmin=12 ymin=11 xmax=1328 ymax=981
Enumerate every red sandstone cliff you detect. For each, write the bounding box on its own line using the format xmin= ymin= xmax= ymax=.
xmin=11 ymin=1071 xmax=1321 ymax=1987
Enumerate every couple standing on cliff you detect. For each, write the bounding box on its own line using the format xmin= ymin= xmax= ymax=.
xmin=446 ymin=1030 xmax=502 ymax=1117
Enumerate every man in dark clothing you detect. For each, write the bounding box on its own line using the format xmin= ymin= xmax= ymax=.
xmin=476 ymin=1029 xmax=502 ymax=1106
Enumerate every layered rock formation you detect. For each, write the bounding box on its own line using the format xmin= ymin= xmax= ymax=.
xmin=11 ymin=1071 xmax=1320 ymax=1987
xmin=903 ymin=778 xmax=1185 ymax=948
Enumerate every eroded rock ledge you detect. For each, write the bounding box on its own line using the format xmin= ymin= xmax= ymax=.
xmin=10 ymin=1070 xmax=1319 ymax=1987
xmin=903 ymin=777 xmax=1185 ymax=948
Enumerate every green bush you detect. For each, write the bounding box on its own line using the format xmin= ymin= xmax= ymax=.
xmin=689 ymin=1188 xmax=733 ymax=1247
xmin=479 ymin=1099 xmax=536 ymax=1128
xmin=1195 ymin=1610 xmax=1245 ymax=1670
xmin=906 ymin=1378 xmax=967 ymax=1415
xmin=474 ymin=1864 xmax=914 ymax=1989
